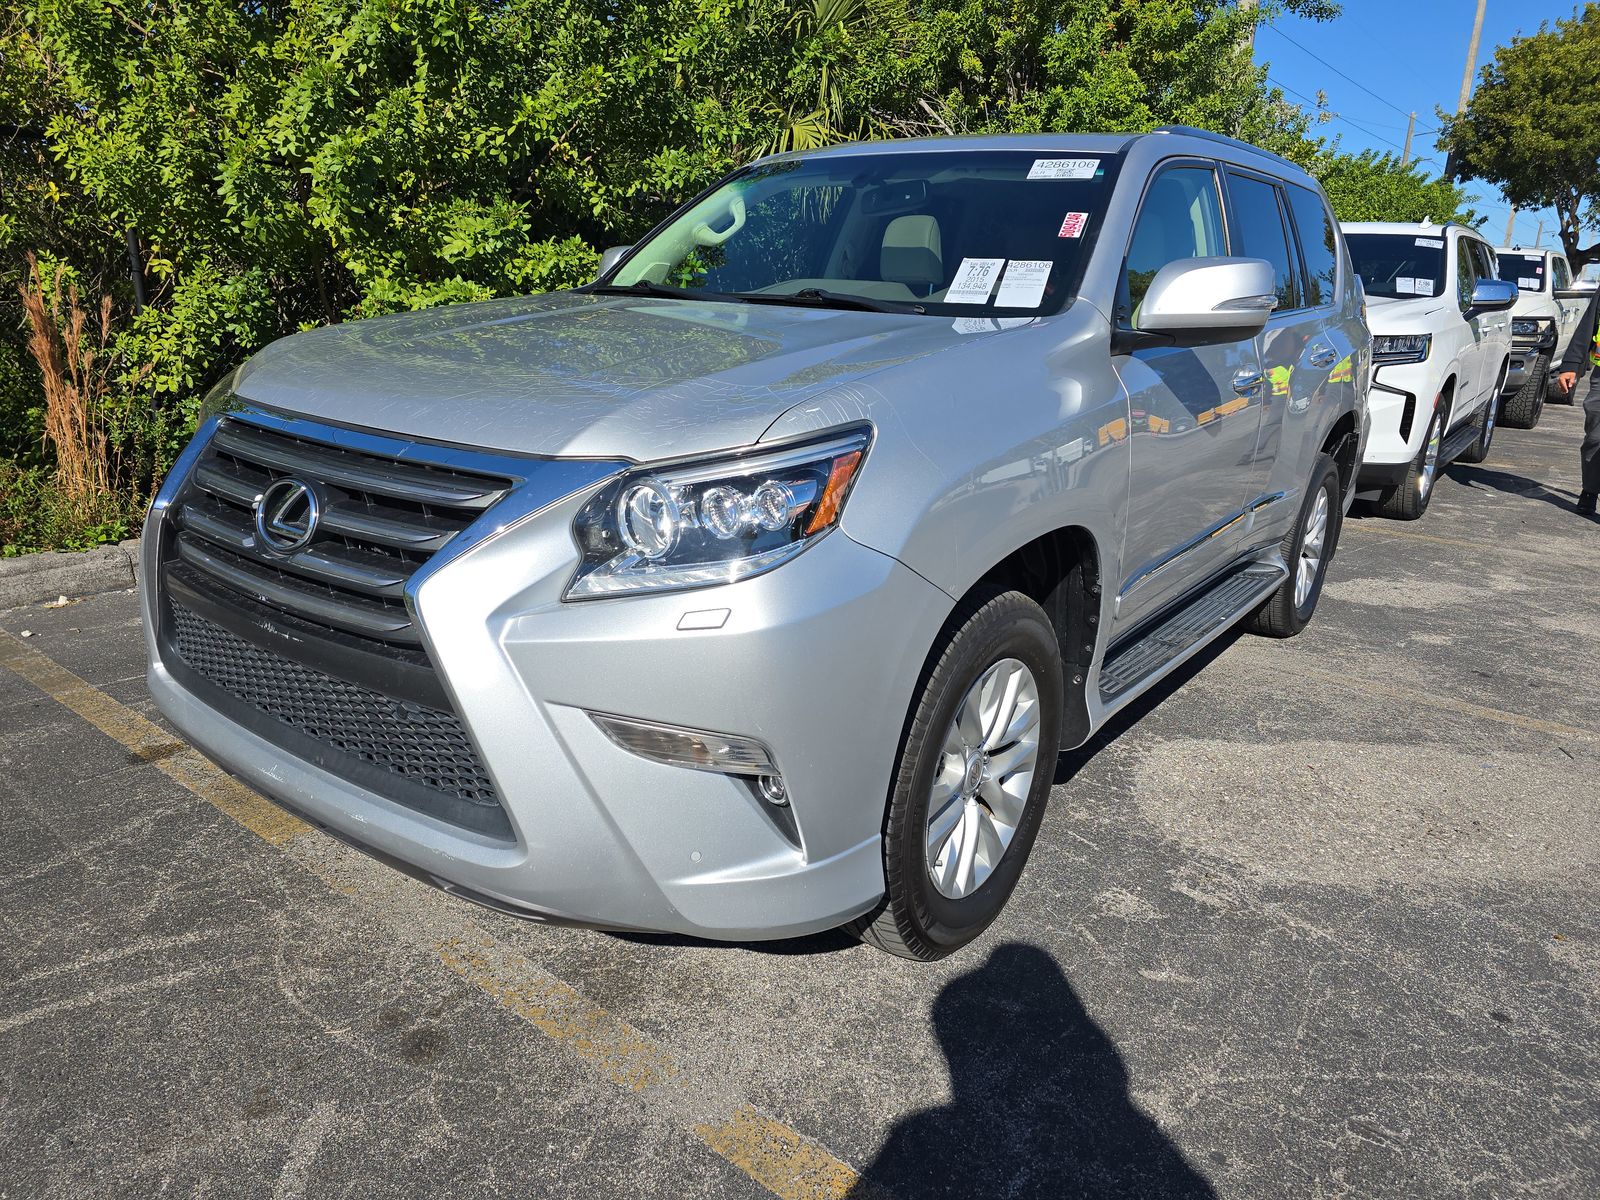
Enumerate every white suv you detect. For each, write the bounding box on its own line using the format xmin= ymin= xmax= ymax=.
xmin=1494 ymin=246 xmax=1591 ymax=419
xmin=1344 ymin=221 xmax=1516 ymax=520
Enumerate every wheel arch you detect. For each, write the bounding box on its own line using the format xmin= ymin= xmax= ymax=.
xmin=1319 ymin=410 xmax=1360 ymax=497
xmin=951 ymin=524 xmax=1102 ymax=750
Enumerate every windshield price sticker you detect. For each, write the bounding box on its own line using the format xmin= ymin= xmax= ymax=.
xmin=995 ymin=260 xmax=1052 ymax=308
xmin=1395 ymin=277 xmax=1419 ymax=294
xmin=1028 ymin=158 xmax=1100 ymax=181
xmin=1414 ymin=237 xmax=1444 ymax=248
xmin=1058 ymin=212 xmax=1090 ymax=239
xmin=945 ymin=257 xmax=1007 ymax=304
xmin=1519 ymin=277 xmax=1541 ymax=289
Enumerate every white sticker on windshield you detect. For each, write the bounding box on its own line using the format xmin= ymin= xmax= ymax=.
xmin=1395 ymin=277 xmax=1417 ymax=294
xmin=1519 ymin=276 xmax=1541 ymax=289
xmin=1057 ymin=212 xmax=1090 ymax=239
xmin=1028 ymin=158 xmax=1100 ymax=180
xmin=994 ymin=260 xmax=1052 ymax=308
xmin=945 ymin=257 xmax=1006 ymax=304
xmin=1415 ymin=237 xmax=1444 ymax=248
xmin=951 ymin=317 xmax=999 ymax=335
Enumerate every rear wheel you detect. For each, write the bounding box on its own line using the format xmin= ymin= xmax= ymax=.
xmin=1249 ymin=453 xmax=1343 ymax=638
xmin=1375 ymin=400 xmax=1445 ymax=521
xmin=855 ymin=590 xmax=1062 ymax=961
xmin=1502 ymin=353 xmax=1548 ymax=428
xmin=1455 ymin=394 xmax=1496 ymax=464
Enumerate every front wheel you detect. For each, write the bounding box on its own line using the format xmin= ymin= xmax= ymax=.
xmin=855 ymin=590 xmax=1063 ymax=961
xmin=1248 ymin=453 xmax=1343 ymax=638
xmin=1375 ymin=400 xmax=1444 ymax=521
xmin=1502 ymin=353 xmax=1547 ymax=428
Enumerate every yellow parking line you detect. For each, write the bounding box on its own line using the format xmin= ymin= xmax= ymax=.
xmin=0 ymin=629 xmax=863 ymax=1197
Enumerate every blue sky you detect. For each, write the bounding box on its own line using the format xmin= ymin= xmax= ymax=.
xmin=1256 ymin=0 xmax=1577 ymax=250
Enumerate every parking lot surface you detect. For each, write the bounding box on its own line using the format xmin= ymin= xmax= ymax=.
xmin=3 ymin=408 xmax=1598 ymax=1199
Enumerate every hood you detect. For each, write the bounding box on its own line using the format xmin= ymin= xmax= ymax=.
xmin=1364 ymin=293 xmax=1450 ymax=332
xmin=233 ymin=291 xmax=1003 ymax=461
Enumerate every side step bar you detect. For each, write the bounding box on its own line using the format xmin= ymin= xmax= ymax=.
xmin=1440 ymin=421 xmax=1480 ymax=467
xmin=1098 ymin=564 xmax=1286 ymax=701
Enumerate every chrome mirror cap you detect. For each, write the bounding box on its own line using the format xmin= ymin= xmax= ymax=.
xmin=1136 ymin=257 xmax=1278 ymax=336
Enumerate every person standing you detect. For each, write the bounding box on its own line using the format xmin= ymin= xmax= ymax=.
xmin=1557 ymin=285 xmax=1600 ymax=516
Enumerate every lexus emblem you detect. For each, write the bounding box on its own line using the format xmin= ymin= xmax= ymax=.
xmin=253 ymin=478 xmax=321 ymax=554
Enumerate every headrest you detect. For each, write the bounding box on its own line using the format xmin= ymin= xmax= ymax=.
xmin=880 ymin=215 xmax=943 ymax=287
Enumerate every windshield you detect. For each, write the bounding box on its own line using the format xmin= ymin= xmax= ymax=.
xmin=1497 ymin=252 xmax=1547 ymax=292
xmin=1345 ymin=232 xmax=1446 ymax=300
xmin=602 ymin=150 xmax=1121 ymax=316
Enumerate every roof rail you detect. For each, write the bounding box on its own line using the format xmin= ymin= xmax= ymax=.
xmin=1152 ymin=125 xmax=1299 ymax=170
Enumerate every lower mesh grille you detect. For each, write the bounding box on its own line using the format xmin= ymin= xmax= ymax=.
xmin=169 ymin=602 xmax=500 ymax=811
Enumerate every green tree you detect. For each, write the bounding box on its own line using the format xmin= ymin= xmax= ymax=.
xmin=1438 ymin=3 xmax=1600 ymax=269
xmin=1311 ymin=149 xmax=1479 ymax=226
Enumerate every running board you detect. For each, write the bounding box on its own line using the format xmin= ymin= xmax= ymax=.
xmin=1440 ymin=422 xmax=1479 ymax=466
xmin=1098 ymin=564 xmax=1286 ymax=701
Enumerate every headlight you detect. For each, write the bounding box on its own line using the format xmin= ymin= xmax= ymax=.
xmin=1511 ymin=318 xmax=1538 ymax=338
xmin=565 ymin=426 xmax=871 ymax=599
xmin=1372 ymin=334 xmax=1432 ymax=364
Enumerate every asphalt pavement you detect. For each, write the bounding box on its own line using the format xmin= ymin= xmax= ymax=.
xmin=2 ymin=405 xmax=1597 ymax=1199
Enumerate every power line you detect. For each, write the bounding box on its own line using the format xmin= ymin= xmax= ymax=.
xmin=1260 ymin=22 xmax=1417 ymax=119
xmin=1266 ymin=75 xmax=1415 ymax=157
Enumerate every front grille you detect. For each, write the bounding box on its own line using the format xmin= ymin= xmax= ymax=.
xmin=169 ymin=601 xmax=503 ymax=815
xmin=171 ymin=417 xmax=514 ymax=646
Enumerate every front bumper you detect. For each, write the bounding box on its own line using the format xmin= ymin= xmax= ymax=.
xmin=1357 ymin=360 xmax=1437 ymax=485
xmin=1502 ymin=339 xmax=1553 ymax=393
xmin=144 ymin=459 xmax=952 ymax=941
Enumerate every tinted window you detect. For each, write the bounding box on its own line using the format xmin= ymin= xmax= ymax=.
xmin=1497 ymin=251 xmax=1547 ymax=291
xmin=1286 ymin=184 xmax=1338 ymax=307
xmin=1122 ymin=167 xmax=1228 ymax=322
xmin=1227 ymin=172 xmax=1299 ymax=311
xmin=1346 ymin=233 xmax=1445 ymax=299
xmin=1553 ymin=257 xmax=1572 ymax=291
xmin=1455 ymin=238 xmax=1479 ymax=310
xmin=612 ymin=150 xmax=1121 ymax=316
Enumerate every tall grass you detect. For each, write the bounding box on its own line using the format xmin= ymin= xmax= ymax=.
xmin=18 ymin=255 xmax=116 ymax=505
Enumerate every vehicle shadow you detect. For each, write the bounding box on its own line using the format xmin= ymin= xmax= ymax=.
xmin=846 ymin=941 xmax=1217 ymax=1199
xmin=1445 ymin=462 xmax=1583 ymax=510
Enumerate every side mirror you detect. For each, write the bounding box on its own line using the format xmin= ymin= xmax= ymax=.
xmin=1134 ymin=257 xmax=1278 ymax=342
xmin=1469 ymin=278 xmax=1518 ymax=313
xmin=595 ymin=245 xmax=633 ymax=281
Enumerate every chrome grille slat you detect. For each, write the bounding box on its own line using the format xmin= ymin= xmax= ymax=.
xmin=211 ymin=423 xmax=507 ymax=509
xmin=176 ymin=535 xmax=420 ymax=644
xmin=178 ymin=497 xmax=416 ymax=597
xmin=172 ymin=415 xmax=517 ymax=647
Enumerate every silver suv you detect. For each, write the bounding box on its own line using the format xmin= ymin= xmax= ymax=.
xmin=142 ymin=127 xmax=1369 ymax=960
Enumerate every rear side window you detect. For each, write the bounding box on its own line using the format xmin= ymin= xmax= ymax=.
xmin=1286 ymin=184 xmax=1338 ymax=308
xmin=1122 ymin=166 xmax=1228 ymax=323
xmin=1227 ymin=172 xmax=1300 ymax=312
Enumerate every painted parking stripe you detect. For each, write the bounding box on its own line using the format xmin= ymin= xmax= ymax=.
xmin=0 ymin=630 xmax=865 ymax=1199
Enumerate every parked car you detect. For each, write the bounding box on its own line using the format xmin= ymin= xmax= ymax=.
xmin=1343 ymin=221 xmax=1517 ymax=517
xmin=1495 ymin=246 xmax=1593 ymax=410
xmin=142 ymin=127 xmax=1368 ymax=960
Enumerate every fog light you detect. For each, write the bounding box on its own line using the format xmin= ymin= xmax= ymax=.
xmin=757 ymin=775 xmax=788 ymax=806
xmin=589 ymin=711 xmax=777 ymax=776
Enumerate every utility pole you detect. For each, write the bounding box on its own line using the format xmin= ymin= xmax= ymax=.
xmin=1504 ymin=205 xmax=1518 ymax=247
xmin=1402 ymin=112 xmax=1416 ymax=166
xmin=1444 ymin=0 xmax=1488 ymax=180
xmin=1239 ymin=0 xmax=1259 ymax=51
xmin=1534 ymin=218 xmax=1545 ymax=248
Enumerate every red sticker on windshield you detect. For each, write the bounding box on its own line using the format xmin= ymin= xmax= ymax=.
xmin=1058 ymin=212 xmax=1089 ymax=239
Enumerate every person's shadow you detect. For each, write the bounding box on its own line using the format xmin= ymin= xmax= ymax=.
xmin=848 ymin=943 xmax=1216 ymax=1199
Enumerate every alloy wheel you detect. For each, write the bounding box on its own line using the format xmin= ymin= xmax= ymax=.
xmin=1294 ymin=486 xmax=1329 ymax=611
xmin=1419 ymin=415 xmax=1442 ymax=499
xmin=925 ymin=658 xmax=1042 ymax=899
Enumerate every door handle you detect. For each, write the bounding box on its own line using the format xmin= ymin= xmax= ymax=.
xmin=1308 ymin=345 xmax=1338 ymax=368
xmin=1232 ymin=369 xmax=1264 ymax=396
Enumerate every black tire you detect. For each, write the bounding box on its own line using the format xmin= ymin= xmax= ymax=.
xmin=1374 ymin=399 xmax=1445 ymax=521
xmin=1455 ymin=394 xmax=1496 ymax=465
xmin=1501 ymin=353 xmax=1547 ymax=428
xmin=1549 ymin=371 xmax=1578 ymax=405
xmin=854 ymin=590 xmax=1063 ymax=961
xmin=1248 ymin=453 xmax=1343 ymax=638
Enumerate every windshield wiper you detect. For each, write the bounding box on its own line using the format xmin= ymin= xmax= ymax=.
xmin=733 ymin=288 xmax=920 ymax=314
xmin=587 ymin=279 xmax=739 ymax=304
